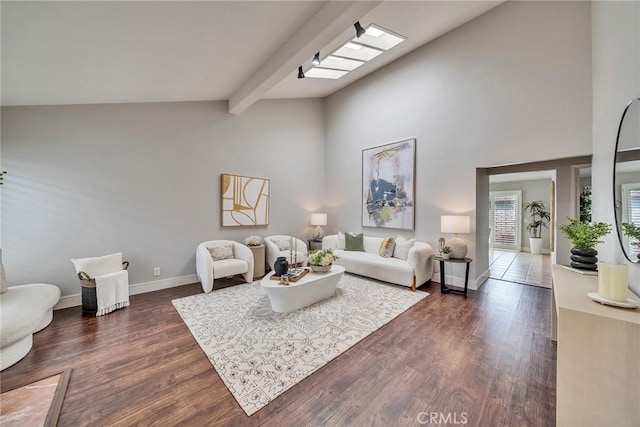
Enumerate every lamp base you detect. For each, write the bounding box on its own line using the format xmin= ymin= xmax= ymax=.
xmin=448 ymin=236 xmax=467 ymax=259
xmin=312 ymin=226 xmax=324 ymax=241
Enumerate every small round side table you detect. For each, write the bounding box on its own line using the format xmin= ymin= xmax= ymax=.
xmin=432 ymin=255 xmax=472 ymax=297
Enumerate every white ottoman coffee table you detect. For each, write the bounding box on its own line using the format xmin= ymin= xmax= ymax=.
xmin=260 ymin=265 xmax=345 ymax=313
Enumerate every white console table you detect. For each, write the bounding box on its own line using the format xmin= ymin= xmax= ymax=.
xmin=551 ymin=264 xmax=640 ymax=426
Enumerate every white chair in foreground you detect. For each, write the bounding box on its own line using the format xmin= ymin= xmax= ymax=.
xmin=1 ymin=283 xmax=60 ymax=370
xmin=264 ymin=235 xmax=308 ymax=271
xmin=196 ymin=240 xmax=254 ymax=293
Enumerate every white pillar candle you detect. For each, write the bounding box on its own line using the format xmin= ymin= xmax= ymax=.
xmin=609 ymin=264 xmax=629 ymax=302
xmin=598 ymin=263 xmax=613 ymax=299
xmin=598 ymin=262 xmax=629 ymax=302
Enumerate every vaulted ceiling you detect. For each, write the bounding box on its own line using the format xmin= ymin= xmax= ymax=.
xmin=1 ymin=1 xmax=503 ymax=113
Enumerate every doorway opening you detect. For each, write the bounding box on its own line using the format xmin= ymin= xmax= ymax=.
xmin=475 ymin=154 xmax=592 ymax=291
xmin=488 ymin=171 xmax=554 ymax=289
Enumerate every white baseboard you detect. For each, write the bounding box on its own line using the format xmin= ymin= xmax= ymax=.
xmin=130 ymin=274 xmax=198 ymax=296
xmin=432 ymin=267 xmax=490 ymax=292
xmin=54 ymin=294 xmax=82 ymax=310
xmin=472 ymin=268 xmax=490 ymax=290
xmin=53 ymin=274 xmax=199 ymax=310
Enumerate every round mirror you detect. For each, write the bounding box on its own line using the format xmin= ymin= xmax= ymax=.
xmin=613 ymin=98 xmax=640 ymax=263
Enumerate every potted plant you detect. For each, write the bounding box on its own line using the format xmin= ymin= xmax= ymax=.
xmin=308 ymin=248 xmax=339 ymax=272
xmin=523 ymin=201 xmax=550 ymax=255
xmin=559 ymin=217 xmax=612 ymax=271
xmin=580 ymin=187 xmax=592 ymax=223
xmin=441 ymin=246 xmax=452 ymax=260
xmin=622 ymin=222 xmax=640 ymax=260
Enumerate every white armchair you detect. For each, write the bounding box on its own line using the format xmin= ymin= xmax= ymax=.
xmin=196 ymin=240 xmax=254 ymax=293
xmin=264 ymin=235 xmax=308 ymax=271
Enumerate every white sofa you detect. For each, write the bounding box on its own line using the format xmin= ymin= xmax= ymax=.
xmin=322 ymin=234 xmax=434 ymax=290
xmin=0 ymin=283 xmax=61 ymax=370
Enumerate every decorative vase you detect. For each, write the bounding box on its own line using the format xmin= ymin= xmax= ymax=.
xmin=311 ymin=264 xmax=332 ymax=273
xmin=441 ymin=253 xmax=450 ymax=260
xmin=274 ymin=256 xmax=289 ymax=276
xmin=570 ymin=248 xmax=598 ymax=271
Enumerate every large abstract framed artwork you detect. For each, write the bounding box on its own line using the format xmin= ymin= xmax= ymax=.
xmin=362 ymin=138 xmax=415 ymax=230
xmin=221 ymin=174 xmax=269 ymax=226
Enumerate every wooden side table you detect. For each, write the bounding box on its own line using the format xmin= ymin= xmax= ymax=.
xmin=432 ymin=255 xmax=472 ymax=297
xmin=248 ymin=245 xmax=265 ymax=279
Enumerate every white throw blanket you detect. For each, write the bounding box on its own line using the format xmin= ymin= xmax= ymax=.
xmin=95 ymin=270 xmax=130 ymax=316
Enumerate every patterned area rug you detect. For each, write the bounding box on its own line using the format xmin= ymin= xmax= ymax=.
xmin=172 ymin=274 xmax=428 ymax=416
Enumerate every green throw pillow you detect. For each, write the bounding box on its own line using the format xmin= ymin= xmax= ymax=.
xmin=345 ymin=233 xmax=365 ymax=251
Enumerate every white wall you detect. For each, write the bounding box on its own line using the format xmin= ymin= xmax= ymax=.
xmin=1 ymin=99 xmax=325 ymax=298
xmin=591 ymin=0 xmax=640 ymax=296
xmin=324 ymin=1 xmax=592 ymax=287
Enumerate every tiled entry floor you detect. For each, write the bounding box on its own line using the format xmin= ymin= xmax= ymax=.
xmin=489 ymin=249 xmax=552 ymax=289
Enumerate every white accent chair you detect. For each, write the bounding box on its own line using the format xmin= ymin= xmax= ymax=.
xmin=196 ymin=240 xmax=254 ymax=293
xmin=264 ymin=235 xmax=309 ymax=271
xmin=0 ymin=283 xmax=61 ymax=370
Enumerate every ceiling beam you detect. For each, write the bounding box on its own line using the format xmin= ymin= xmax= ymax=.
xmin=228 ymin=0 xmax=382 ymax=115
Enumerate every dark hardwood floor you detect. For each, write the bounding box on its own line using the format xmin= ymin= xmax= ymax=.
xmin=0 ymin=277 xmax=556 ymax=426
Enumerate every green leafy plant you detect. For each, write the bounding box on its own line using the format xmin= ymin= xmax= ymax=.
xmin=523 ymin=201 xmax=550 ymax=238
xmin=622 ymin=222 xmax=640 ymax=240
xmin=559 ymin=217 xmax=612 ymax=250
xmin=308 ymin=248 xmax=339 ymax=267
xmin=441 ymin=246 xmax=452 ymax=254
xmin=579 ymin=187 xmax=592 ymax=223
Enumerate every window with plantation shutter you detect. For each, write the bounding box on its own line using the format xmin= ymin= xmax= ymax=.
xmin=489 ymin=191 xmax=522 ymax=250
xmin=622 ymin=183 xmax=640 ymax=258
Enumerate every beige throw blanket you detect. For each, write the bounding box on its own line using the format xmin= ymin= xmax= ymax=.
xmin=95 ymin=270 xmax=129 ymax=316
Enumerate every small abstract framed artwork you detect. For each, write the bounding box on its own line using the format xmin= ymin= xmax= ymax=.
xmin=362 ymin=138 xmax=415 ymax=230
xmin=221 ymin=174 xmax=270 ymax=227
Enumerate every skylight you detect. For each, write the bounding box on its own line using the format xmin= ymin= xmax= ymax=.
xmin=352 ymin=24 xmax=405 ymax=51
xmin=319 ymin=56 xmax=364 ymax=71
xmin=333 ymin=43 xmax=382 ymax=62
xmin=304 ymin=23 xmax=406 ymax=80
xmin=305 ymin=68 xmax=348 ymax=79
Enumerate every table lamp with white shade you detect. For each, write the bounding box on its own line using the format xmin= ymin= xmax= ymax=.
xmin=310 ymin=213 xmax=327 ymax=241
xmin=441 ymin=215 xmax=470 ymax=259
